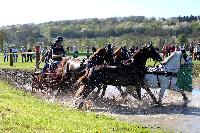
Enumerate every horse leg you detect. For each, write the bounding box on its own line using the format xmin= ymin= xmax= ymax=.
xmin=180 ymin=91 xmax=188 ymax=101
xmin=96 ymin=87 xmax=101 ymax=97
xmin=136 ymin=86 xmax=141 ymax=101
xmin=117 ymin=86 xmax=128 ymax=98
xmin=158 ymin=82 xmax=169 ymax=105
xmin=125 ymin=86 xmax=141 ymax=100
xmin=142 ymin=85 xmax=157 ymax=104
xmin=180 ymin=90 xmax=189 ymax=107
xmin=76 ymin=82 xmax=96 ymax=109
xmin=74 ymin=84 xmax=87 ymax=109
xmin=99 ymin=84 xmax=107 ymax=98
xmin=92 ymin=85 xmax=101 ymax=99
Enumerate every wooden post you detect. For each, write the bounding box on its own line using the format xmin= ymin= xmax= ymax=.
xmin=9 ymin=47 xmax=13 ymax=66
xmin=35 ymin=45 xmax=40 ymax=69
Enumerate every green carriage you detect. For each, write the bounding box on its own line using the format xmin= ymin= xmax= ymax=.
xmin=176 ymin=64 xmax=193 ymax=92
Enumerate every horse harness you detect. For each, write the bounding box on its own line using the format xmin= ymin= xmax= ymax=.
xmin=146 ymin=52 xmax=189 ymax=87
xmin=146 ymin=68 xmax=177 ymax=87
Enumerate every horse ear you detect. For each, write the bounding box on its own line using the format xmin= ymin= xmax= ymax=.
xmin=146 ymin=43 xmax=152 ymax=48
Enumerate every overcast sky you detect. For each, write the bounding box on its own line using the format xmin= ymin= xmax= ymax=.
xmin=0 ymin=0 xmax=200 ymax=27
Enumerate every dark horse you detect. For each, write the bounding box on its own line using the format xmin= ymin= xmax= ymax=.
xmin=75 ymin=45 xmax=162 ymax=108
xmin=95 ymin=46 xmax=132 ymax=98
xmin=61 ymin=47 xmax=115 ymax=90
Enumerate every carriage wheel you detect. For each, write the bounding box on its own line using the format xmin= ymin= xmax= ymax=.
xmin=31 ymin=74 xmax=40 ymax=93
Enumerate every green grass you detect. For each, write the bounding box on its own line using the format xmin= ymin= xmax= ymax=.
xmin=0 ymin=81 xmax=169 ymax=133
xmin=0 ymin=53 xmax=36 ymax=70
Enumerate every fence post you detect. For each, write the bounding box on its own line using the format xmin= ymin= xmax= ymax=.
xmin=9 ymin=48 xmax=13 ymax=66
xmin=35 ymin=45 xmax=40 ymax=69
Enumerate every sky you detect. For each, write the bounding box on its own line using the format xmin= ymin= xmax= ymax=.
xmin=0 ymin=0 xmax=200 ymax=27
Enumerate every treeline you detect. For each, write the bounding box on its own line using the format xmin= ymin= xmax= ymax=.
xmin=1 ymin=15 xmax=200 ymax=50
xmin=178 ymin=15 xmax=200 ymax=22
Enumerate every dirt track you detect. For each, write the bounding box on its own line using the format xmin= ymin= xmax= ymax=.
xmin=0 ymin=69 xmax=200 ymax=133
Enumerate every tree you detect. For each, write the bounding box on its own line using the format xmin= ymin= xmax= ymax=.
xmin=0 ymin=30 xmax=6 ymax=51
xmin=177 ymin=34 xmax=188 ymax=44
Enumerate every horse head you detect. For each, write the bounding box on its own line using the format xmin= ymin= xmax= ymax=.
xmin=88 ymin=47 xmax=115 ymax=67
xmin=113 ymin=47 xmax=123 ymax=65
xmin=161 ymin=50 xmax=192 ymax=73
xmin=133 ymin=44 xmax=162 ymax=66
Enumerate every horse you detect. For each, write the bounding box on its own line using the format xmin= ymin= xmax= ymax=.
xmin=61 ymin=47 xmax=115 ymax=90
xmin=114 ymin=46 xmax=132 ymax=65
xmin=95 ymin=46 xmax=132 ymax=98
xmin=75 ymin=44 xmax=162 ymax=108
xmin=142 ymin=50 xmax=192 ymax=105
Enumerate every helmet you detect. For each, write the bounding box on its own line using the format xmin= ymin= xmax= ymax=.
xmin=55 ymin=36 xmax=63 ymax=43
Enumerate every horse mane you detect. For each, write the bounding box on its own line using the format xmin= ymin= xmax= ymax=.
xmin=132 ymin=47 xmax=143 ymax=58
xmin=89 ymin=48 xmax=106 ymax=61
xmin=114 ymin=47 xmax=121 ymax=56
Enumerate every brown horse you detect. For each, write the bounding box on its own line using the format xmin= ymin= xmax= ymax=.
xmin=113 ymin=47 xmax=130 ymax=66
xmin=60 ymin=58 xmax=87 ymax=90
xmin=75 ymin=44 xmax=162 ymax=108
xmin=60 ymin=47 xmax=115 ymax=91
xmin=95 ymin=47 xmax=132 ymax=98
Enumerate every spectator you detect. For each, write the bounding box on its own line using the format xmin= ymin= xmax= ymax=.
xmin=41 ymin=48 xmax=46 ymax=56
xmin=21 ymin=46 xmax=26 ymax=62
xmin=162 ymin=44 xmax=167 ymax=59
xmin=166 ymin=44 xmax=171 ymax=57
xmin=12 ymin=45 xmax=18 ymax=62
xmin=179 ymin=43 xmax=185 ymax=51
xmin=189 ymin=43 xmax=194 ymax=58
xmin=66 ymin=47 xmax=70 ymax=53
xmin=196 ymin=42 xmax=200 ymax=60
xmin=170 ymin=45 xmax=175 ymax=53
xmin=26 ymin=48 xmax=32 ymax=62
xmin=4 ymin=47 xmax=9 ymax=62
xmin=86 ymin=46 xmax=90 ymax=59
xmin=92 ymin=46 xmax=96 ymax=53
xmin=175 ymin=44 xmax=180 ymax=51
xmin=73 ymin=46 xmax=79 ymax=58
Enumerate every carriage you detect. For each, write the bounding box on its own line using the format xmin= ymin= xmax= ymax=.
xmin=31 ymin=61 xmax=63 ymax=93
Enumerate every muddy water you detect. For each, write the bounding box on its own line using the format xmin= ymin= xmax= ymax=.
xmin=16 ymin=78 xmax=200 ymax=132
xmin=99 ymin=83 xmax=200 ymax=133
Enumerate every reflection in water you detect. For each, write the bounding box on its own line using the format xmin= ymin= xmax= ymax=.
xmin=192 ymin=88 xmax=200 ymax=95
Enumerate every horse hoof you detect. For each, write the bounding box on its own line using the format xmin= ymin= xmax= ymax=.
xmin=154 ymin=101 xmax=162 ymax=107
xmin=121 ymin=92 xmax=128 ymax=98
xmin=183 ymin=99 xmax=190 ymax=107
xmin=77 ymin=101 xmax=84 ymax=109
xmin=183 ymin=97 xmax=188 ymax=102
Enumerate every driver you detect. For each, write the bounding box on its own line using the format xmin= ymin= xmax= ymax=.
xmin=41 ymin=36 xmax=65 ymax=74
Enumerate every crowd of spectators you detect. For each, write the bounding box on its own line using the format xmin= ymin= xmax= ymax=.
xmin=161 ymin=42 xmax=200 ymax=60
xmin=3 ymin=46 xmax=36 ymax=63
xmin=3 ymin=41 xmax=200 ymax=63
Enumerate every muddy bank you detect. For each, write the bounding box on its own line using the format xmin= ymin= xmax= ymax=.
xmin=0 ymin=69 xmax=33 ymax=91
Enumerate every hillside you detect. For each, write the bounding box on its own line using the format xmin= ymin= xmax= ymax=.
xmin=0 ymin=15 xmax=200 ymax=50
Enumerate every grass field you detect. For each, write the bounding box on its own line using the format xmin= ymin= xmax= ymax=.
xmin=0 ymin=81 xmax=169 ymax=133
